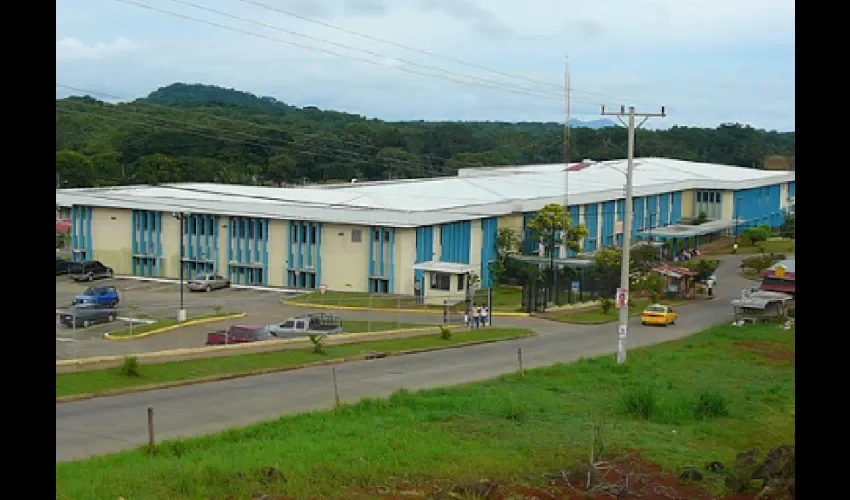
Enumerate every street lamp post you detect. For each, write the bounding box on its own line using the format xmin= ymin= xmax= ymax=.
xmin=172 ymin=212 xmax=187 ymax=322
xmin=550 ymin=214 xmax=558 ymax=306
xmin=734 ymin=197 xmax=742 ymax=252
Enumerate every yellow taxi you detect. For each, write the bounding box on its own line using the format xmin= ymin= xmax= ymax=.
xmin=640 ymin=304 xmax=677 ymax=326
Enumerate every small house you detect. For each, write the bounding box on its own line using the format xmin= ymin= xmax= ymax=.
xmin=759 ymin=259 xmax=795 ymax=295
xmin=731 ymin=290 xmax=794 ymax=323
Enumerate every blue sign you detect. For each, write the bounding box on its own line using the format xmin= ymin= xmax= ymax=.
xmin=571 ymin=281 xmax=580 ymax=292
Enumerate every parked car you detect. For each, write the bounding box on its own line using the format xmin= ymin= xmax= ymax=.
xmin=56 ymin=258 xmax=71 ymax=275
xmin=640 ymin=304 xmax=678 ymax=326
xmin=59 ymin=304 xmax=117 ymax=328
xmin=267 ymin=313 xmax=344 ymax=338
xmin=205 ymin=325 xmax=277 ymax=345
xmin=187 ymin=273 xmax=231 ymax=292
xmin=70 ymin=260 xmax=114 ymax=282
xmin=72 ymin=286 xmax=120 ymax=308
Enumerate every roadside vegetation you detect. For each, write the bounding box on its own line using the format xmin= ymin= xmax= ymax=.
xmin=107 ymin=310 xmax=243 ymax=338
xmin=285 ymin=285 xmax=525 ymax=312
xmin=56 ymin=323 xmax=794 ymax=499
xmin=56 ymin=327 xmax=533 ymax=398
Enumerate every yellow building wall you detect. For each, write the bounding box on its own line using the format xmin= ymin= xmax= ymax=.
xmin=469 ymin=219 xmax=483 ymax=277
xmin=320 ymin=223 xmax=369 ymax=292
xmin=722 ymin=190 xmax=735 ymax=220
xmin=681 ymin=190 xmax=695 ymax=219
xmin=497 ymin=214 xmax=523 ymax=233
xmin=266 ymin=219 xmax=289 ymax=286
xmin=394 ymin=228 xmax=417 ymax=295
xmin=91 ymin=208 xmax=132 ymax=275
xmin=421 ymin=271 xmax=468 ymax=306
xmin=432 ymin=224 xmax=442 ymax=261
xmin=159 ymin=213 xmax=181 ymax=278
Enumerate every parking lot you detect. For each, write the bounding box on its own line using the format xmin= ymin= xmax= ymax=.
xmin=55 ymin=276 xmax=305 ymax=360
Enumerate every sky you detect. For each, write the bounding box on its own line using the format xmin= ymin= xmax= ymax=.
xmin=56 ymin=0 xmax=795 ymax=131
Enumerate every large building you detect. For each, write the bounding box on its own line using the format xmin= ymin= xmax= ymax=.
xmin=55 ymin=157 xmax=795 ymax=301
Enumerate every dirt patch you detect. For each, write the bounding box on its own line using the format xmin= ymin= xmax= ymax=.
xmin=734 ymin=341 xmax=794 ymax=363
xmin=344 ymin=452 xmax=751 ymax=499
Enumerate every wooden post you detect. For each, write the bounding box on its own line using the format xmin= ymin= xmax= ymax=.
xmin=517 ymin=348 xmax=524 ymax=377
xmin=147 ymin=406 xmax=155 ymax=454
xmin=332 ymin=367 xmax=340 ymax=407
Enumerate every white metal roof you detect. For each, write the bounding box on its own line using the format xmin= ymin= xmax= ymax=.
xmin=54 ymin=158 xmax=795 ymax=227
xmin=411 ymin=261 xmax=479 ymax=274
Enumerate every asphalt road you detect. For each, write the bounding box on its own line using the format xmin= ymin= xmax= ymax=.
xmin=56 ymin=256 xmax=754 ymax=462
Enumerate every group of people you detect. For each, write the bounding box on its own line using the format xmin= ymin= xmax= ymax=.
xmin=464 ymin=304 xmax=490 ymax=329
xmin=675 ymin=248 xmax=701 ymax=261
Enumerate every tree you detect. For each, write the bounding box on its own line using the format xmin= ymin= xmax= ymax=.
xmin=496 ymin=228 xmax=521 ymax=259
xmin=527 ymin=203 xmax=588 ymax=257
xmin=56 ymin=149 xmax=95 ymax=187
xmin=266 ymin=153 xmax=296 ymax=186
xmin=780 ymin=213 xmax=795 ymax=239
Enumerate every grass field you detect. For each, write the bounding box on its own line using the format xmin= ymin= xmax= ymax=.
xmin=55 ymin=323 xmax=794 ymax=499
xmin=703 ymin=239 xmax=795 ymax=256
xmin=285 ymin=286 xmax=524 ymax=312
xmin=108 ymin=312 xmax=242 ymax=338
xmin=545 ymin=298 xmax=680 ymax=324
xmin=56 ymin=328 xmax=532 ymax=398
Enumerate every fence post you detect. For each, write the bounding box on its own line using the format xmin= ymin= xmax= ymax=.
xmin=332 ymin=367 xmax=340 ymax=407
xmin=443 ymin=300 xmax=448 ymax=324
xmin=517 ymin=348 xmax=524 ymax=377
xmin=488 ymin=287 xmax=494 ymax=326
xmin=147 ymin=406 xmax=156 ymax=454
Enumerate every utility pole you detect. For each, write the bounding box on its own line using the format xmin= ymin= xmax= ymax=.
xmin=558 ymin=55 xmax=571 ymax=306
xmin=600 ymin=105 xmax=666 ymax=364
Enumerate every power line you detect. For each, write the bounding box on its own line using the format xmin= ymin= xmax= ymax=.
xmin=110 ymin=0 xmax=590 ymax=104
xmin=165 ymin=0 xmax=567 ymax=102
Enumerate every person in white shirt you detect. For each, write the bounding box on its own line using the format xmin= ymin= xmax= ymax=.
xmin=481 ymin=306 xmax=489 ymax=327
xmin=471 ymin=306 xmax=480 ymax=329
xmin=463 ymin=308 xmax=471 ymax=329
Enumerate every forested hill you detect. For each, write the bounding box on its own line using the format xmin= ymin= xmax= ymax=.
xmin=56 ymin=83 xmax=795 ymax=188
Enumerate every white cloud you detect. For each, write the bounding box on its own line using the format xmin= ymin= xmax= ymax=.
xmin=56 ymin=37 xmax=140 ymax=61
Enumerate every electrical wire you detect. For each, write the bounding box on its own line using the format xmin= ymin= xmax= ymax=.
xmin=110 ymin=0 xmax=593 ymax=105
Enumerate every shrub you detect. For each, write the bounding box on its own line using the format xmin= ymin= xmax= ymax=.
xmin=309 ymin=334 xmax=327 ymax=355
xmin=120 ymin=356 xmax=141 ymax=377
xmin=741 ymin=254 xmax=778 ymax=273
xmin=600 ymin=297 xmax=614 ymax=315
xmin=742 ymin=226 xmax=770 ymax=244
xmin=649 ymin=291 xmax=661 ymax=303
xmin=692 ymin=390 xmax=729 ymax=420
xmin=439 ymin=325 xmax=452 ymax=340
xmin=621 ymin=386 xmax=657 ymax=420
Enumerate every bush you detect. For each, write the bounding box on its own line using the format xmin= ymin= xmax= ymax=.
xmin=621 ymin=386 xmax=657 ymax=420
xmin=741 ymin=254 xmax=779 ymax=273
xmin=649 ymin=291 xmax=661 ymax=303
xmin=600 ymin=297 xmax=614 ymax=315
xmin=439 ymin=326 xmax=452 ymax=340
xmin=309 ymin=334 xmax=327 ymax=355
xmin=120 ymin=356 xmax=141 ymax=377
xmin=692 ymin=390 xmax=729 ymax=420
xmin=742 ymin=226 xmax=770 ymax=244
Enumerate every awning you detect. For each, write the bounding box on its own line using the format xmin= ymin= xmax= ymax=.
xmin=509 ymin=255 xmax=594 ymax=268
xmin=653 ymin=263 xmax=698 ymax=279
xmin=411 ymin=261 xmax=478 ymax=274
xmin=641 ymin=219 xmax=739 ymax=239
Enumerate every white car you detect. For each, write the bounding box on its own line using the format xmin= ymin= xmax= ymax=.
xmin=187 ymin=273 xmax=231 ymax=292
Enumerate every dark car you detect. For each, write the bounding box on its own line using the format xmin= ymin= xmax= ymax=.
xmin=205 ymin=325 xmax=277 ymax=345
xmin=70 ymin=260 xmax=114 ymax=282
xmin=72 ymin=286 xmax=120 ymax=308
xmin=56 ymin=258 xmax=71 ymax=275
xmin=59 ymin=304 xmax=117 ymax=328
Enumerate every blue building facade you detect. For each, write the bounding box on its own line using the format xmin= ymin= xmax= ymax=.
xmin=132 ymin=210 xmax=163 ymax=277
xmin=368 ymin=227 xmax=395 ymax=293
xmin=287 ymin=221 xmax=321 ymax=288
xmin=70 ymin=205 xmax=93 ymax=262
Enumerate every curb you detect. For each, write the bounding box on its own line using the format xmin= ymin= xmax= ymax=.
xmin=103 ymin=313 xmax=247 ymax=341
xmin=112 ymin=275 xmax=302 ymax=294
xmin=55 ymin=332 xmax=535 ymax=403
xmin=58 ymin=326 xmax=460 ymax=368
xmin=281 ymin=300 xmax=531 ymax=317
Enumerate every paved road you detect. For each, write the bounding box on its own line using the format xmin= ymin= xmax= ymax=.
xmin=56 ymin=256 xmax=753 ymax=462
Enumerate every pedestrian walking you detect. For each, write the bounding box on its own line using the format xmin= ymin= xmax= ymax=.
xmin=472 ymin=304 xmax=480 ymax=328
xmin=475 ymin=304 xmax=483 ymax=328
xmin=463 ymin=308 xmax=471 ymax=329
xmin=481 ymin=305 xmax=489 ymax=327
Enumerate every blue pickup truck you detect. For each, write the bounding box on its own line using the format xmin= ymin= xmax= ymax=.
xmin=72 ymin=285 xmax=120 ymax=308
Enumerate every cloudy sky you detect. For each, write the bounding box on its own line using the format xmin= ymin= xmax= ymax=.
xmin=56 ymin=0 xmax=795 ymax=130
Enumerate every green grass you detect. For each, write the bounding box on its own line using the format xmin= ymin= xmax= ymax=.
xmin=108 ymin=312 xmax=242 ymax=338
xmin=286 ymin=286 xmax=524 ymax=312
xmin=547 ymin=298 xmax=680 ymax=324
xmin=56 ymin=328 xmax=533 ymax=398
xmin=341 ymin=320 xmax=430 ymax=333
xmin=56 ymin=323 xmax=794 ymax=499
xmin=704 ymin=238 xmax=795 ymax=256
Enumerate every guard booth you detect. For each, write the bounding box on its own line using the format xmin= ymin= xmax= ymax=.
xmin=410 ymin=261 xmax=478 ymax=308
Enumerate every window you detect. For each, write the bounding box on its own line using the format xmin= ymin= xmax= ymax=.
xmin=457 ymin=274 xmax=465 ymax=291
xmin=351 ymin=230 xmax=362 ymax=243
xmin=430 ymin=272 xmax=451 ymax=290
xmin=291 ymin=226 xmax=299 ymax=243
xmin=310 ymin=226 xmax=317 ymax=244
